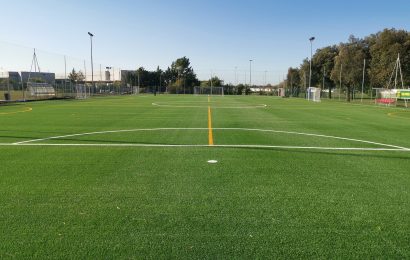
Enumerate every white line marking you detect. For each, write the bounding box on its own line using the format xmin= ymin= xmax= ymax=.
xmin=217 ymin=128 xmax=409 ymax=150
xmin=12 ymin=127 xmax=409 ymax=150
xmin=0 ymin=143 xmax=409 ymax=151
xmin=13 ymin=128 xmax=206 ymax=144
xmin=152 ymin=103 xmax=267 ymax=109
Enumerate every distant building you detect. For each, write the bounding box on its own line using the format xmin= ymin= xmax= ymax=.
xmin=8 ymin=72 xmax=21 ymax=83
xmin=21 ymin=72 xmax=55 ymax=84
xmin=105 ymin=70 xmax=111 ymax=81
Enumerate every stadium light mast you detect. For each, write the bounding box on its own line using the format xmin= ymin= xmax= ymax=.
xmin=308 ymin=37 xmax=315 ymax=92
xmin=88 ymin=32 xmax=94 ymax=89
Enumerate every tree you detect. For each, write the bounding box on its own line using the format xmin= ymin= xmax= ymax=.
xmin=68 ymin=69 xmax=85 ymax=82
xmin=207 ymin=76 xmax=224 ymax=87
xmin=299 ymin=58 xmax=310 ymax=91
xmin=161 ymin=57 xmax=199 ymax=94
xmin=312 ymin=45 xmax=339 ymax=98
xmin=331 ymin=41 xmax=366 ymax=102
xmin=236 ymin=84 xmax=245 ymax=95
xmin=290 ymin=28 xmax=410 ymax=100
xmin=368 ymin=28 xmax=410 ymax=88
xmin=156 ymin=66 xmax=164 ymax=93
xmin=287 ymin=67 xmax=301 ymax=97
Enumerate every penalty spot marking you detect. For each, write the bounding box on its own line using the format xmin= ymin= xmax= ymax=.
xmin=207 ymin=160 xmax=218 ymax=164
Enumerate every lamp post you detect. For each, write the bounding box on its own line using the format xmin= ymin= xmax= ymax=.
xmin=308 ymin=36 xmax=315 ymax=92
xmin=88 ymin=32 xmax=94 ymax=95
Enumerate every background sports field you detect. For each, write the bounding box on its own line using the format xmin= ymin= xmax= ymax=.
xmin=1 ymin=95 xmax=409 ymax=258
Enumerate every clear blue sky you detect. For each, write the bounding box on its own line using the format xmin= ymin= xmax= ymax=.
xmin=1 ymin=0 xmax=410 ymax=84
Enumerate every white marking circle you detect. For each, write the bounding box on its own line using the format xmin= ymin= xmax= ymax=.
xmin=5 ymin=128 xmax=410 ymax=152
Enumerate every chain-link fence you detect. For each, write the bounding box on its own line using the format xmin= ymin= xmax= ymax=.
xmin=1 ymin=41 xmax=134 ymax=103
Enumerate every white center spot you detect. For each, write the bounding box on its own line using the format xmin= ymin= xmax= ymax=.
xmin=207 ymin=160 xmax=218 ymax=164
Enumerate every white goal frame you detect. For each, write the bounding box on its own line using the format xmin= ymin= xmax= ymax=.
xmin=194 ymin=86 xmax=224 ymax=96
xmin=307 ymin=87 xmax=321 ymax=102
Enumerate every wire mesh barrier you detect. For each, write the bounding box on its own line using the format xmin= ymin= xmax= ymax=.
xmin=0 ymin=41 xmax=135 ymax=103
xmin=193 ymin=86 xmax=224 ymax=96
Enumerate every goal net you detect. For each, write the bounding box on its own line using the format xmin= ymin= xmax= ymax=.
xmin=307 ymin=87 xmax=321 ymax=102
xmin=194 ymin=86 xmax=224 ymax=96
xmin=75 ymin=84 xmax=87 ymax=99
xmin=374 ymin=88 xmax=396 ymax=106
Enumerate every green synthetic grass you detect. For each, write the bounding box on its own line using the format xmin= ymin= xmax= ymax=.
xmin=0 ymin=95 xmax=409 ymax=258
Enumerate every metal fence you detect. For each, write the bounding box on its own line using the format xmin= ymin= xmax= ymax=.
xmin=0 ymin=78 xmax=138 ymax=102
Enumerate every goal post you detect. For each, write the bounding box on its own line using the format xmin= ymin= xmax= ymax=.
xmin=194 ymin=86 xmax=224 ymax=96
xmin=374 ymin=88 xmax=410 ymax=107
xmin=307 ymin=87 xmax=321 ymax=102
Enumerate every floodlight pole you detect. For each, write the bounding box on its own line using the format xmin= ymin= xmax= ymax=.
xmin=309 ymin=37 xmax=315 ymax=100
xmin=88 ymin=32 xmax=94 ymax=95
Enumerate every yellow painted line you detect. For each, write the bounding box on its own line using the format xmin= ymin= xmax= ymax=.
xmin=0 ymin=107 xmax=32 ymax=115
xmin=208 ymin=96 xmax=214 ymax=146
xmin=208 ymin=106 xmax=214 ymax=145
xmin=387 ymin=112 xmax=410 ymax=119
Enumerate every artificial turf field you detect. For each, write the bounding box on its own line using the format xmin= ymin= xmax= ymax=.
xmin=0 ymin=95 xmax=409 ymax=258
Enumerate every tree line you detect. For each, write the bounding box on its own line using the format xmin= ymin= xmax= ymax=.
xmin=67 ymin=55 xmax=249 ymax=95
xmin=122 ymin=57 xmax=201 ymax=94
xmin=286 ymin=28 xmax=410 ymax=101
xmin=121 ymin=57 xmax=246 ymax=95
